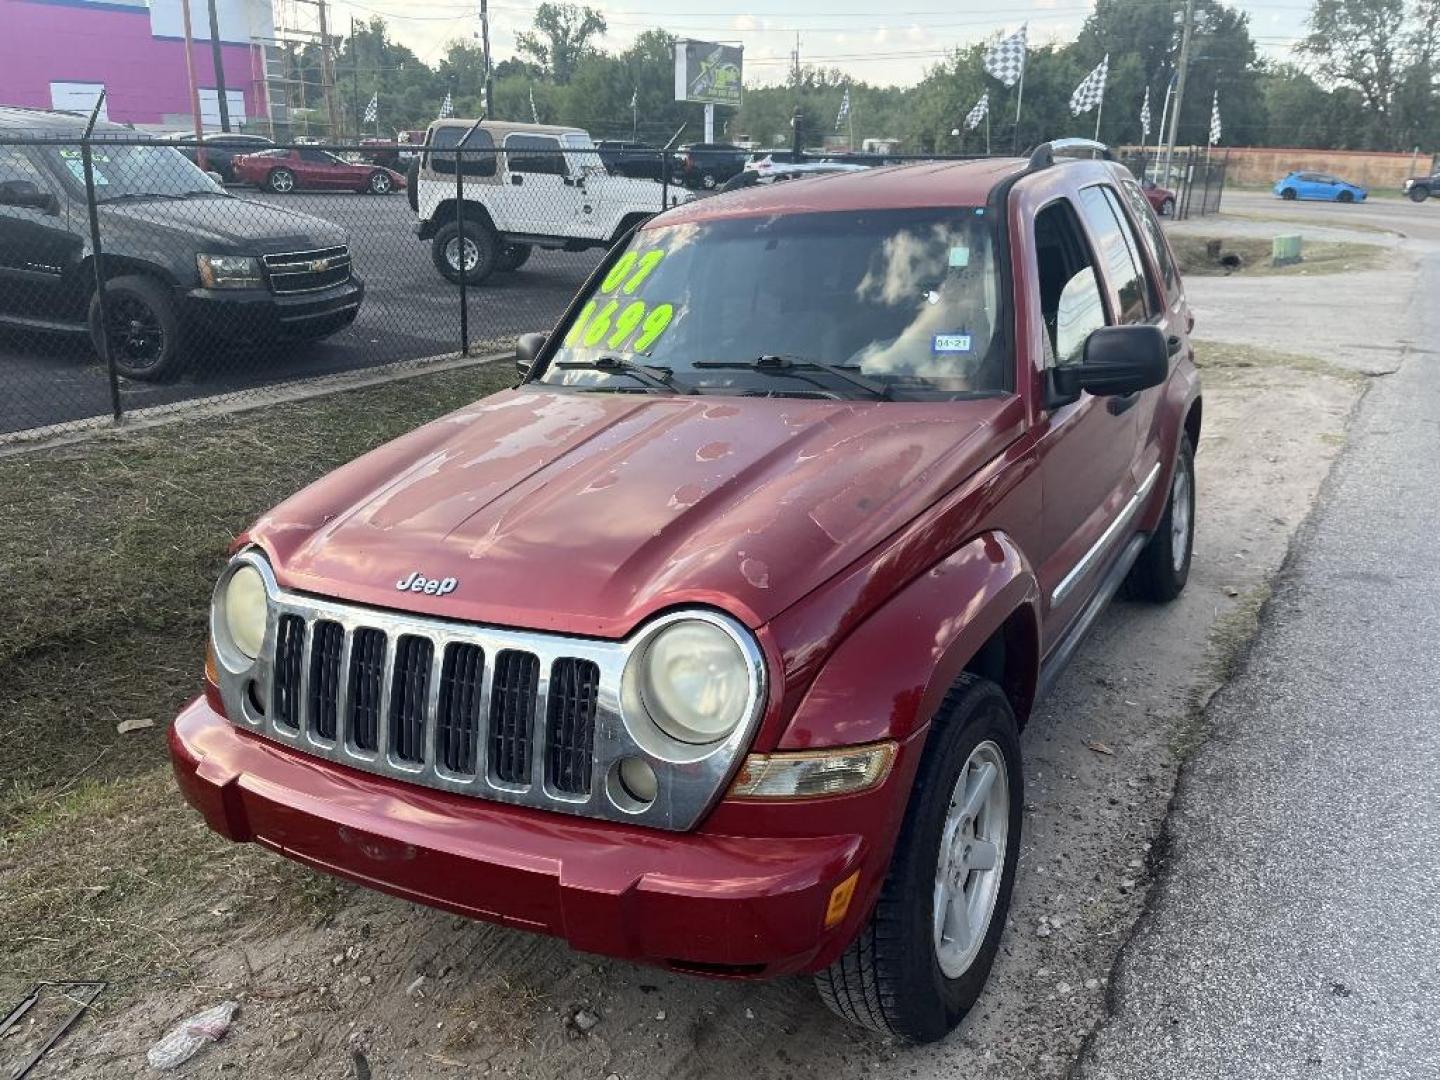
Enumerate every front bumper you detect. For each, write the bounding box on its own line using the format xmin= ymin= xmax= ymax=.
xmin=178 ymin=278 xmax=364 ymax=343
xmin=171 ymin=696 xmax=902 ymax=976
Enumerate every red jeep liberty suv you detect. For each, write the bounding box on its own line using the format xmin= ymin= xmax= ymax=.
xmin=172 ymin=139 xmax=1200 ymax=1042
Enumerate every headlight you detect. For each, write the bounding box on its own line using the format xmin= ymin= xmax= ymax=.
xmin=634 ymin=618 xmax=754 ymax=744
xmin=197 ymin=253 xmax=264 ymax=290
xmin=216 ymin=563 xmax=267 ymax=661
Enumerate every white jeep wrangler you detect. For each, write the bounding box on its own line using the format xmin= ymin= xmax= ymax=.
xmin=411 ymin=119 xmax=691 ymax=285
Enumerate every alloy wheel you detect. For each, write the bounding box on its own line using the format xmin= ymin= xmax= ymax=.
xmin=933 ymin=740 xmax=1010 ymax=979
xmin=271 ymin=169 xmax=294 ymax=193
xmin=1170 ymin=461 xmax=1193 ymax=573
xmin=371 ymin=172 xmax=391 ymax=194
xmin=105 ymin=294 xmax=166 ymax=372
xmin=446 ymin=236 xmax=479 ymax=272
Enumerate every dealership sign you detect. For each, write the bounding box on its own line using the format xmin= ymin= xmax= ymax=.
xmin=674 ymin=40 xmax=743 ymax=106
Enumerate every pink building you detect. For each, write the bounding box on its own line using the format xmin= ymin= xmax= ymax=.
xmin=0 ymin=0 xmax=276 ymax=131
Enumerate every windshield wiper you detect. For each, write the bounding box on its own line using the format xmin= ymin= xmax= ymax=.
xmin=693 ymin=354 xmax=890 ymax=399
xmin=97 ymin=191 xmax=213 ymax=204
xmin=553 ymin=356 xmax=692 ymax=394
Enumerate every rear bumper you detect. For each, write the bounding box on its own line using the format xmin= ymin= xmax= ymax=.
xmin=170 ymin=696 xmax=882 ymax=976
xmin=178 ymin=278 xmax=364 ymax=342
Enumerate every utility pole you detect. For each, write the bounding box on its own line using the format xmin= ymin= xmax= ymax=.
xmin=317 ymin=0 xmax=341 ymax=137
xmin=179 ymin=0 xmax=206 ymax=157
xmin=480 ymin=0 xmax=494 ymax=117
xmin=1164 ymin=0 xmax=1195 ymax=183
xmin=351 ymin=16 xmax=361 ymax=138
xmin=205 ymin=0 xmax=231 ymax=131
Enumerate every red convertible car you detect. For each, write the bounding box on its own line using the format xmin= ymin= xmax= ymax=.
xmin=232 ymin=147 xmax=405 ymax=195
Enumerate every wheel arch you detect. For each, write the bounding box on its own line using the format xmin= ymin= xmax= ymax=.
xmin=76 ymin=254 xmax=181 ymax=293
xmin=1184 ymin=395 xmax=1202 ymax=452
xmin=426 ymin=198 xmax=499 ymax=238
xmin=775 ymin=531 xmax=1042 ymax=752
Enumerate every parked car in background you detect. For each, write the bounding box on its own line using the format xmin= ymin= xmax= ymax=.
xmin=168 ymin=132 xmax=275 ymax=183
xmin=1273 ymin=171 xmax=1367 ymax=203
xmin=671 ymin=142 xmax=747 ymax=189
xmin=0 ymin=107 xmax=363 ymax=381
xmin=1140 ymin=177 xmax=1176 ymax=217
xmin=1402 ymin=171 xmax=1440 ymax=201
xmin=744 ymin=148 xmax=808 ymax=171
xmin=596 ymin=140 xmax=666 ymax=180
xmin=412 ymin=118 xmax=691 ymax=286
xmin=173 ymin=137 xmax=1200 ymax=1045
xmin=720 ymin=159 xmax=869 ymax=192
xmin=232 ymin=147 xmax=405 ymax=194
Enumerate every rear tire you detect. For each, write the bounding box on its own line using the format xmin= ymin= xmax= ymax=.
xmin=367 ymin=170 xmax=393 ymax=195
xmin=88 ymin=274 xmax=184 ymax=382
xmin=431 ymin=220 xmax=498 ymax=285
xmin=495 ymin=243 xmax=532 ymax=272
xmin=1280 ymin=187 xmax=1297 ymax=200
xmin=406 ymin=157 xmax=420 ymax=212
xmin=815 ymin=675 xmax=1023 ymax=1043
xmin=700 ymin=171 xmax=718 ymax=190
xmin=1408 ymin=186 xmax=1430 ymax=203
xmin=267 ymin=167 xmax=296 ymax=194
xmin=1123 ymin=432 xmax=1196 ymax=603
xmin=1160 ymin=197 xmax=1175 ymax=217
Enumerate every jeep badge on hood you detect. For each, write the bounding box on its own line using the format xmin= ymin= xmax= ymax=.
xmin=395 ymin=571 xmax=457 ymax=596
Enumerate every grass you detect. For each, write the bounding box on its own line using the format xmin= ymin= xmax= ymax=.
xmin=1169 ymin=233 xmax=1388 ymax=276
xmin=1193 ymin=340 xmax=1368 ymax=383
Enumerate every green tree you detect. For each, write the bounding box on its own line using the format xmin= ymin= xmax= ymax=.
xmin=515 ymin=3 xmax=608 ymax=85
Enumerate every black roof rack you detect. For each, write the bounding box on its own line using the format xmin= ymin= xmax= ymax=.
xmin=1026 ymin=138 xmax=1114 ymax=172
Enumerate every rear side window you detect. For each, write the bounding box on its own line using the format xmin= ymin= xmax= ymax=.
xmin=1077 ymin=185 xmax=1151 ymax=324
xmin=1120 ymin=178 xmax=1180 ymax=302
xmin=1034 ymin=199 xmax=1107 ymax=367
xmin=428 ymin=127 xmax=497 ymax=177
xmin=506 ymin=134 xmax=565 ymax=176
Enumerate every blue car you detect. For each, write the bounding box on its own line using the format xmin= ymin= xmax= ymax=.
xmin=1273 ymin=171 xmax=1368 ymax=203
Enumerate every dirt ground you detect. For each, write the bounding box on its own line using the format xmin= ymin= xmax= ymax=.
xmin=4 ymin=204 xmax=1416 ymax=1080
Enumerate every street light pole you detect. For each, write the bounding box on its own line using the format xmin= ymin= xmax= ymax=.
xmin=1164 ymin=0 xmax=1196 ymax=182
xmin=206 ymin=0 xmax=231 ymax=131
xmin=480 ymin=0 xmax=493 ymax=117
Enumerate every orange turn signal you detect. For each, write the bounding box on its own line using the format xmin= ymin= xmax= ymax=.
xmin=825 ymin=871 xmax=860 ymax=929
xmin=204 ymin=639 xmax=219 ymax=686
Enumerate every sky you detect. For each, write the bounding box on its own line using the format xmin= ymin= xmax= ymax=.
xmin=313 ymin=0 xmax=1317 ymax=87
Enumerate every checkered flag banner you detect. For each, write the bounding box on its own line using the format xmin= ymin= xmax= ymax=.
xmin=983 ymin=25 xmax=1028 ymax=88
xmin=836 ymin=88 xmax=851 ymax=130
xmin=1209 ymin=90 xmax=1222 ymax=144
xmin=363 ymin=92 xmax=378 ymax=125
xmin=964 ymin=91 xmax=990 ymax=131
xmin=1070 ymin=54 xmax=1109 ymax=116
xmin=438 ymin=90 xmax=454 ymax=119
xmin=1140 ymin=86 xmax=1151 ymax=139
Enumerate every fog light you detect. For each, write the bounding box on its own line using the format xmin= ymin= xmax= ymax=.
xmin=618 ymin=757 xmax=658 ymax=804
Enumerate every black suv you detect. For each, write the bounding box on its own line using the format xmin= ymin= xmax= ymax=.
xmin=1403 ymin=171 xmax=1440 ymax=202
xmin=671 ymin=142 xmax=747 ymax=190
xmin=168 ymin=132 xmax=276 ymax=183
xmin=595 ymin=140 xmax=665 ymax=180
xmin=0 ymin=107 xmax=363 ymax=380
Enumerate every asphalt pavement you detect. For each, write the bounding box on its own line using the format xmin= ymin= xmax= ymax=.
xmin=1075 ymin=234 xmax=1440 ymax=1075
xmin=1 ymin=189 xmax=598 ymax=437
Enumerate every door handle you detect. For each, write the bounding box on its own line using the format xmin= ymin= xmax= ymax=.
xmin=1166 ymin=335 xmax=1183 ymax=357
xmin=510 ymin=174 xmax=524 ymax=185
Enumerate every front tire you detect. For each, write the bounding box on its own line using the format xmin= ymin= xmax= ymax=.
xmin=267 ymin=167 xmax=296 ymax=194
xmin=1160 ymin=197 xmax=1175 ymax=217
xmin=431 ymin=220 xmax=498 ymax=285
xmin=88 ymin=274 xmax=183 ymax=382
xmin=1408 ymin=186 xmax=1429 ymax=203
xmin=1124 ymin=432 xmax=1196 ymax=603
xmin=1337 ymin=189 xmax=1354 ymax=203
xmin=816 ymin=675 xmax=1022 ymax=1043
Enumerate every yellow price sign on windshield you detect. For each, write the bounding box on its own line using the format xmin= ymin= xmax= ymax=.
xmin=569 ymin=248 xmax=675 ymax=354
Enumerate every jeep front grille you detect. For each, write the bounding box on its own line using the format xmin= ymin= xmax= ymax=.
xmin=262 ymin=246 xmax=352 ymax=295
xmin=212 ymin=554 xmax=767 ymax=831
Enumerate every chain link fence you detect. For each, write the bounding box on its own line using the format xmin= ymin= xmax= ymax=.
xmin=1118 ymin=148 xmax=1228 ymax=221
xmin=0 ymin=133 xmax=686 ymax=443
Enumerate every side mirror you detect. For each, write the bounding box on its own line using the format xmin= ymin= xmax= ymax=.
xmin=0 ymin=179 xmax=58 ymax=215
xmin=205 ymin=170 xmax=225 ymax=186
xmin=515 ymin=332 xmax=547 ymax=378
xmin=1050 ymin=325 xmax=1169 ymax=404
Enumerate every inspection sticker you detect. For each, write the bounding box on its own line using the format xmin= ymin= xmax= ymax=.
xmin=948 ymin=245 xmax=970 ymax=268
xmin=933 ymin=333 xmax=972 ymax=353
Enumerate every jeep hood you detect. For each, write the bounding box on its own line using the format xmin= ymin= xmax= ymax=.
xmin=249 ymin=388 xmax=1023 ymax=637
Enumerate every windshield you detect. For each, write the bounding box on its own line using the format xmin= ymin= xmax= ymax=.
xmin=42 ymin=143 xmax=223 ymax=200
xmin=538 ymin=207 xmax=1008 ymax=400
